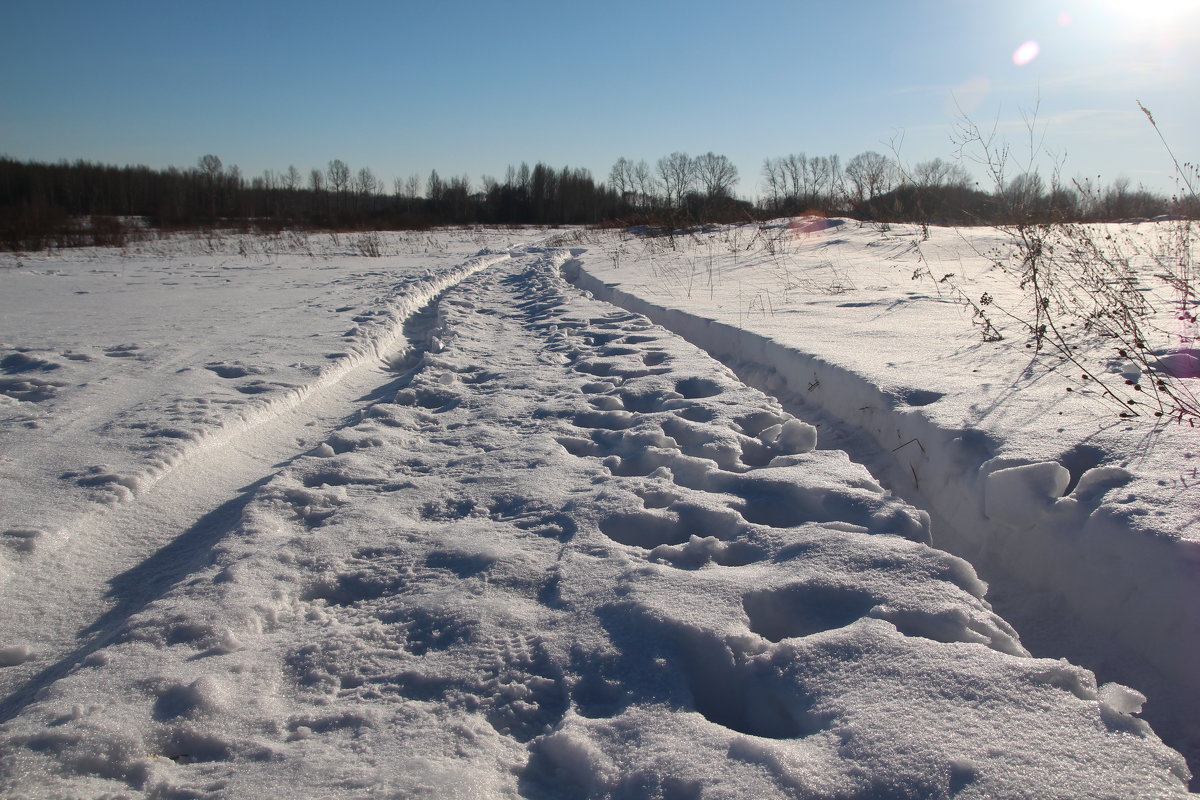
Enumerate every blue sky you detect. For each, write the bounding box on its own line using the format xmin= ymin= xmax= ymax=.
xmin=2 ymin=0 xmax=1195 ymax=197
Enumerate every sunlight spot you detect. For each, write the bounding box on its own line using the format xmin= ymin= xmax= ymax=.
xmin=1012 ymin=40 xmax=1040 ymax=66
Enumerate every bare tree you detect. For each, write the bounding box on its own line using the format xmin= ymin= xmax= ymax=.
xmin=284 ymin=165 xmax=301 ymax=191
xmin=446 ymin=175 xmax=472 ymax=220
xmin=308 ymin=168 xmax=325 ymax=193
xmin=609 ymin=157 xmax=656 ymax=211
xmin=355 ymin=167 xmax=378 ymax=213
xmin=352 ymin=166 xmax=378 ymax=214
xmin=845 ymin=151 xmax=895 ymax=202
xmin=630 ymin=160 xmax=653 ymax=209
xmin=323 ymin=159 xmax=348 ymax=213
xmin=761 ymin=158 xmax=785 ymax=210
xmin=1003 ymin=171 xmax=1046 ymax=218
xmin=427 ymin=169 xmax=444 ymax=204
xmin=913 ymin=157 xmax=970 ymax=189
xmin=195 ymin=155 xmax=226 ymax=219
xmin=609 ymin=157 xmax=633 ymax=202
xmin=809 ymin=155 xmax=837 ymax=203
xmin=355 ymin=166 xmax=377 ymax=196
xmin=781 ymin=154 xmax=810 ymax=206
xmin=656 ymin=152 xmax=695 ymax=210
xmin=327 ymin=159 xmax=350 ymax=192
xmin=392 ymin=173 xmax=422 ymax=212
xmin=197 ymin=154 xmax=223 ymax=182
xmin=828 ymin=154 xmax=844 ymax=205
xmin=694 ymin=152 xmax=738 ymax=199
xmin=762 ymin=154 xmax=821 ymax=209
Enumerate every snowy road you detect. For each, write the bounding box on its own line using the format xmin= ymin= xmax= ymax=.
xmin=0 ymin=240 xmax=1192 ymax=797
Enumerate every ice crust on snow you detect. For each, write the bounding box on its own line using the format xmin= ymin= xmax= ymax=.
xmin=0 ymin=232 xmax=1193 ymax=797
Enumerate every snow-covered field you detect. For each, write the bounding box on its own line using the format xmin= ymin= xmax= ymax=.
xmin=0 ymin=224 xmax=1195 ymax=798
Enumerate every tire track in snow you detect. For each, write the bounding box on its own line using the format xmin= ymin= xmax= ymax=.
xmin=0 ymin=249 xmax=514 ymax=723
xmin=86 ymin=249 xmax=515 ymax=507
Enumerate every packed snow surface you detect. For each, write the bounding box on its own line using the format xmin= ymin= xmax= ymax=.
xmin=0 ymin=227 xmax=1194 ymax=798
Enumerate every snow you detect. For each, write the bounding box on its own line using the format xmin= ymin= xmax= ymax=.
xmin=564 ymin=219 xmax=1200 ymax=785
xmin=982 ymin=461 xmax=1072 ymax=530
xmin=0 ymin=225 xmax=1195 ymax=797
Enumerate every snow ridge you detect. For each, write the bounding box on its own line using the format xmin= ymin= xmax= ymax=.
xmin=564 ymin=252 xmax=1200 ymax=774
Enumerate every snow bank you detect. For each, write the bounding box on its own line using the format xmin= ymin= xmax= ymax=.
xmin=564 ymin=224 xmax=1200 ymax=778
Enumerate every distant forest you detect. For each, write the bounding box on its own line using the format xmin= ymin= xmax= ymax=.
xmin=1 ymin=150 xmax=1191 ymax=251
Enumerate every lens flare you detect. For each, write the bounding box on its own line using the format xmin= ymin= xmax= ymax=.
xmin=788 ymin=214 xmax=845 ymax=238
xmin=1012 ymin=40 xmax=1040 ymax=66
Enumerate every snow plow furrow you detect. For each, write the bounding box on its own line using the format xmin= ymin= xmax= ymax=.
xmin=563 ymin=250 xmax=1200 ymax=777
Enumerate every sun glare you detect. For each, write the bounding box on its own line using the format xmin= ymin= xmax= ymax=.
xmin=1043 ymin=1 xmax=1199 ymax=76
xmin=1095 ymin=0 xmax=1198 ymax=38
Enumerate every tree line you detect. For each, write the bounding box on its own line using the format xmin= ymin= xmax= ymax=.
xmin=1 ymin=149 xmax=1190 ymax=251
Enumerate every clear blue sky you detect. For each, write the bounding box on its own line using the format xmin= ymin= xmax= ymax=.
xmin=2 ymin=0 xmax=1195 ymax=198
